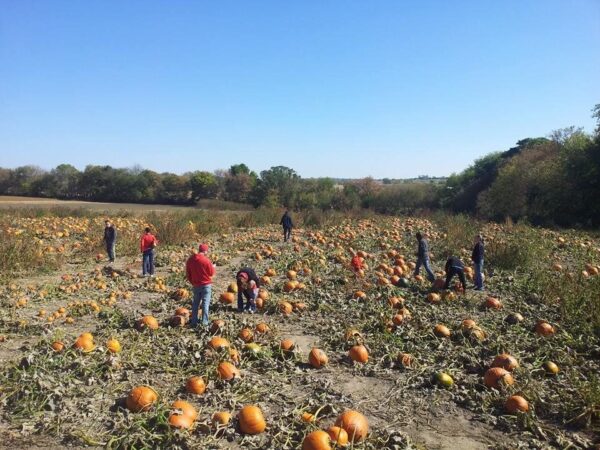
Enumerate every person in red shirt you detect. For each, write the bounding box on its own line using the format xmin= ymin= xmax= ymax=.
xmin=186 ymin=243 xmax=216 ymax=327
xmin=140 ymin=227 xmax=158 ymax=276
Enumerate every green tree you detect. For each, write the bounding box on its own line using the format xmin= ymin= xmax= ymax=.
xmin=190 ymin=171 xmax=218 ymax=201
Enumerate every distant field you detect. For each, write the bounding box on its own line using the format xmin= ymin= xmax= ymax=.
xmin=0 ymin=196 xmax=252 ymax=213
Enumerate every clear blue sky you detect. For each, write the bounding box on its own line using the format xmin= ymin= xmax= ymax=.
xmin=1 ymin=1 xmax=598 ymax=178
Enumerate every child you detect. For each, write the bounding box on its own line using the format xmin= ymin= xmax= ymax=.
xmin=236 ymin=268 xmax=261 ymax=313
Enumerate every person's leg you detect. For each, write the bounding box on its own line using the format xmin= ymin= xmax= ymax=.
xmin=201 ymin=285 xmax=211 ymax=326
xmin=414 ymin=257 xmax=422 ymax=277
xmin=190 ymin=286 xmax=201 ymax=327
xmin=110 ymin=242 xmax=116 ymax=262
xmin=475 ymin=260 xmax=484 ymax=289
xmin=458 ymin=270 xmax=467 ymax=292
xmin=283 ymin=227 xmax=287 ymax=242
xmin=149 ymin=250 xmax=154 ymax=275
xmin=142 ymin=251 xmax=148 ymax=275
xmin=444 ymin=270 xmax=453 ymax=289
xmin=247 ymin=288 xmax=258 ymax=313
xmin=424 ymin=258 xmax=435 ymax=282
xmin=243 ymin=291 xmax=250 ymax=311
xmin=286 ymin=228 xmax=292 ymax=241
xmin=237 ymin=290 xmax=244 ymax=312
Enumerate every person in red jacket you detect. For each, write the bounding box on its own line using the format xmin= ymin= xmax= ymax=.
xmin=140 ymin=227 xmax=158 ymax=276
xmin=186 ymin=243 xmax=216 ymax=327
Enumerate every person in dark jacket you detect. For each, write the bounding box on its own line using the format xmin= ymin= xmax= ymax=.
xmin=280 ymin=210 xmax=293 ymax=242
xmin=471 ymin=234 xmax=485 ymax=290
xmin=103 ymin=219 xmax=117 ymax=263
xmin=414 ymin=232 xmax=435 ymax=282
xmin=236 ymin=267 xmax=261 ymax=313
xmin=444 ymin=256 xmax=467 ymax=292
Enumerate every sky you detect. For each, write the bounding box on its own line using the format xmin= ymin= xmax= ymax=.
xmin=1 ymin=1 xmax=599 ymax=179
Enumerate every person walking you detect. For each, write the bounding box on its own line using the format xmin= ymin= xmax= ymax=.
xmin=103 ymin=219 xmax=116 ymax=263
xmin=472 ymin=234 xmax=485 ymax=290
xmin=444 ymin=256 xmax=467 ymax=292
xmin=414 ymin=232 xmax=435 ymax=282
xmin=140 ymin=227 xmax=158 ymax=276
xmin=280 ymin=210 xmax=293 ymax=242
xmin=186 ymin=243 xmax=216 ymax=327
xmin=236 ymin=267 xmax=261 ymax=313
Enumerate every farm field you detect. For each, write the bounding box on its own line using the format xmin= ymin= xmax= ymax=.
xmin=0 ymin=206 xmax=599 ymax=449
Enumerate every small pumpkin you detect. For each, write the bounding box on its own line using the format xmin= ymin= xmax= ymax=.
xmin=217 ymin=361 xmax=240 ymax=380
xmin=212 ymin=411 xmax=231 ymax=427
xmin=185 ymin=376 xmax=206 ymax=395
xmin=327 ymin=426 xmax=349 ymax=447
xmin=238 ymin=328 xmax=254 ymax=343
xmin=168 ymin=399 xmax=197 ymax=429
xmin=255 ymin=322 xmax=270 ymax=334
xmin=309 ymin=348 xmax=328 ymax=368
xmin=535 ymin=320 xmax=555 ymax=336
xmin=106 ymin=338 xmax=121 ymax=353
xmin=136 ymin=315 xmax=159 ymax=331
xmin=433 ymin=324 xmax=451 ymax=338
xmin=208 ymin=336 xmax=230 ymax=350
xmin=505 ymin=395 xmax=529 ymax=414
xmin=492 ymin=353 xmax=519 ymax=371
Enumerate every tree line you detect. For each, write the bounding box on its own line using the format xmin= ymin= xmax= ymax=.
xmin=1 ymin=105 xmax=599 ymax=227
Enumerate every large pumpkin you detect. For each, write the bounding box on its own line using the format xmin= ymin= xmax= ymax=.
xmin=335 ymin=410 xmax=369 ymax=442
xmin=238 ymin=405 xmax=266 ymax=434
xmin=125 ymin=385 xmax=158 ymax=412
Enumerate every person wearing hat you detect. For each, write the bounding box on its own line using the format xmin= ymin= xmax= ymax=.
xmin=186 ymin=243 xmax=216 ymax=327
xmin=414 ymin=232 xmax=435 ymax=282
xmin=236 ymin=267 xmax=261 ymax=313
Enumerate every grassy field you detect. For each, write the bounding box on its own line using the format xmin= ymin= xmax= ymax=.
xmin=0 ymin=202 xmax=599 ymax=449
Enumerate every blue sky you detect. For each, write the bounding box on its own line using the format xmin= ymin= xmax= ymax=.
xmin=1 ymin=1 xmax=598 ymax=178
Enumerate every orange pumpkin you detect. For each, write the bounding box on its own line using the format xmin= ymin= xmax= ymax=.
xmin=484 ymin=297 xmax=502 ymax=310
xmin=238 ymin=405 xmax=266 ymax=434
xmin=125 ymin=385 xmax=158 ymax=412
xmin=208 ymin=336 xmax=230 ymax=350
xmin=335 ymin=410 xmax=369 ymax=442
xmin=51 ymin=341 xmax=65 ymax=352
xmin=492 ymin=353 xmax=519 ymax=371
xmin=136 ymin=315 xmax=159 ymax=331
xmin=255 ymin=323 xmax=270 ymax=334
xmin=210 ymin=319 xmax=225 ymax=334
xmin=280 ymin=339 xmax=295 ymax=353
xmin=302 ymin=430 xmax=332 ymax=450
xmin=219 ymin=292 xmax=235 ymax=304
xmin=309 ymin=348 xmax=328 ymax=368
xmin=185 ymin=376 xmax=206 ymax=395
xmin=433 ymin=324 xmax=451 ymax=338
xmin=505 ymin=395 xmax=529 ymax=414
xmin=168 ymin=399 xmax=197 ymax=429
xmin=279 ymin=302 xmax=293 ymax=315
xmin=349 ymin=345 xmax=369 ymax=363
xmin=535 ymin=320 xmax=555 ymax=336
xmin=484 ymin=367 xmax=514 ymax=389
xmin=217 ymin=361 xmax=240 ymax=380
xmin=327 ymin=426 xmax=349 ymax=446
xmin=212 ymin=411 xmax=231 ymax=427
xmin=238 ymin=328 xmax=254 ymax=343
xmin=106 ymin=338 xmax=121 ymax=353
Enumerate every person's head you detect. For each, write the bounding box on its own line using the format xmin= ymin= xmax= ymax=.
xmin=474 ymin=234 xmax=482 ymax=244
xmin=144 ymin=227 xmax=151 ymax=233
xmin=198 ymin=243 xmax=209 ymax=254
xmin=105 ymin=219 xmax=111 ymax=226
xmin=416 ymin=232 xmax=423 ymax=241
xmin=237 ymin=271 xmax=249 ymax=287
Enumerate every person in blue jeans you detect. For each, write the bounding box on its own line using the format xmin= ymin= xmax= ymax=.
xmin=186 ymin=243 xmax=216 ymax=327
xmin=414 ymin=232 xmax=435 ymax=282
xmin=471 ymin=234 xmax=485 ymax=290
xmin=140 ymin=227 xmax=158 ymax=276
